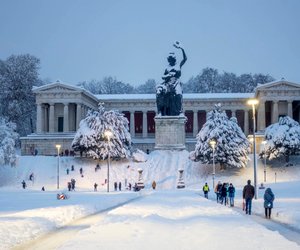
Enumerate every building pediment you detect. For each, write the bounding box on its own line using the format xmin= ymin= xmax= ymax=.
xmin=255 ymin=79 xmax=300 ymax=98
xmin=256 ymin=79 xmax=300 ymax=91
xmin=33 ymin=80 xmax=83 ymax=93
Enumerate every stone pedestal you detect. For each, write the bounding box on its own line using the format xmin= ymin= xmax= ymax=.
xmin=137 ymin=168 xmax=145 ymax=189
xmin=177 ymin=169 xmax=185 ymax=189
xmin=154 ymin=115 xmax=186 ymax=150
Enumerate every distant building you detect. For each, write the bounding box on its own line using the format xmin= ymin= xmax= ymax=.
xmin=20 ymin=79 xmax=300 ymax=155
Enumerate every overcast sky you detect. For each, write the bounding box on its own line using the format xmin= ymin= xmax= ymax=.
xmin=1 ymin=0 xmax=300 ymax=86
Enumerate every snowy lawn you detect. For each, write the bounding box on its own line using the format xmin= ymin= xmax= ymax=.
xmin=0 ymin=190 xmax=140 ymax=249
xmin=54 ymin=190 xmax=299 ymax=250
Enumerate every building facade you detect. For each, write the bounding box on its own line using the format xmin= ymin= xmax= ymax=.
xmin=20 ymin=79 xmax=300 ymax=155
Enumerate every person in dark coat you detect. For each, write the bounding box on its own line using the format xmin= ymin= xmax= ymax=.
xmin=22 ymin=180 xmax=26 ymax=189
xmin=41 ymin=186 xmax=45 ymax=191
xmin=119 ymin=182 xmax=122 ymax=191
xmin=228 ymin=183 xmax=235 ymax=207
xmin=114 ymin=182 xmax=118 ymax=191
xmin=221 ymin=183 xmax=228 ymax=205
xmin=264 ymin=187 xmax=275 ymax=219
xmin=66 ymin=168 xmax=69 ymax=175
xmin=71 ymin=179 xmax=76 ymax=191
xmin=68 ymin=182 xmax=72 ymax=191
xmin=71 ymin=165 xmax=75 ymax=171
xmin=243 ymin=179 xmax=255 ymax=215
xmin=94 ymin=183 xmax=98 ymax=191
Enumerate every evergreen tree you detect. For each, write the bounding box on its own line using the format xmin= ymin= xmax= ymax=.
xmin=0 ymin=54 xmax=40 ymax=136
xmin=0 ymin=118 xmax=19 ymax=166
xmin=72 ymin=103 xmax=131 ymax=160
xmin=261 ymin=116 xmax=300 ymax=162
xmin=190 ymin=104 xmax=250 ymax=168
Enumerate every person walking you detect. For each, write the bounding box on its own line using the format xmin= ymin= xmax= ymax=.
xmin=119 ymin=182 xmax=122 ymax=191
xmin=68 ymin=182 xmax=72 ymax=191
xmin=202 ymin=182 xmax=210 ymax=199
xmin=214 ymin=181 xmax=222 ymax=203
xmin=228 ymin=183 xmax=235 ymax=207
xmin=22 ymin=180 xmax=26 ymax=189
xmin=220 ymin=183 xmax=228 ymax=205
xmin=152 ymin=180 xmax=157 ymax=190
xmin=94 ymin=183 xmax=98 ymax=192
xmin=114 ymin=182 xmax=118 ymax=191
xmin=243 ymin=180 xmax=255 ymax=215
xmin=264 ymin=187 xmax=275 ymax=219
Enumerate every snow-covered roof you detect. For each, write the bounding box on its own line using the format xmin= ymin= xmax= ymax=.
xmin=255 ymin=78 xmax=300 ymax=90
xmin=33 ymin=80 xmax=98 ymax=102
xmin=96 ymin=93 xmax=254 ymax=101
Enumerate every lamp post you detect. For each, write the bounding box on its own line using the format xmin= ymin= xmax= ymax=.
xmin=247 ymin=99 xmax=258 ymax=199
xmin=209 ymin=139 xmax=216 ymax=189
xmin=55 ymin=144 xmax=61 ymax=189
xmin=104 ymin=130 xmax=113 ymax=193
xmin=262 ymin=140 xmax=267 ymax=182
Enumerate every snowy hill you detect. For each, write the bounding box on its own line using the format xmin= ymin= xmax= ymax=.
xmin=1 ymin=150 xmax=300 ymax=192
xmin=1 ymin=150 xmax=300 ymax=249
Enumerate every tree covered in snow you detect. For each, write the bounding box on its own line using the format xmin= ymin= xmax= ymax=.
xmin=78 ymin=76 xmax=135 ymax=94
xmin=190 ymin=104 xmax=250 ymax=168
xmin=72 ymin=104 xmax=131 ymax=160
xmin=0 ymin=54 xmax=40 ymax=136
xmin=0 ymin=118 xmax=19 ymax=166
xmin=260 ymin=116 xmax=300 ymax=162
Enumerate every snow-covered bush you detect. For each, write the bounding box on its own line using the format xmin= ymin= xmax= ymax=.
xmin=132 ymin=149 xmax=148 ymax=162
xmin=72 ymin=103 xmax=131 ymax=160
xmin=0 ymin=118 xmax=19 ymax=166
xmin=190 ymin=103 xmax=250 ymax=168
xmin=261 ymin=116 xmax=300 ymax=162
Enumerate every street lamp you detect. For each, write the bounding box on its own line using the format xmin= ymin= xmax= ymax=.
xmin=55 ymin=144 xmax=61 ymax=189
xmin=247 ymin=99 xmax=259 ymax=199
xmin=104 ymin=130 xmax=113 ymax=193
xmin=262 ymin=140 xmax=267 ymax=182
xmin=209 ymin=139 xmax=216 ymax=189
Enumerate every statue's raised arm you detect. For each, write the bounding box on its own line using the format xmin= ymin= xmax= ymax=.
xmin=173 ymin=41 xmax=187 ymax=68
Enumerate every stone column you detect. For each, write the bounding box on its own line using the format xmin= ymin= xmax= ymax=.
xmin=272 ymin=101 xmax=279 ymax=124
xmin=288 ymin=100 xmax=293 ymax=118
xmin=142 ymin=111 xmax=147 ymax=138
xmin=244 ymin=110 xmax=249 ymax=136
xmin=76 ymin=103 xmax=82 ymax=130
xmin=63 ymin=103 xmax=69 ymax=132
xmin=49 ymin=103 xmax=55 ymax=133
xmin=130 ymin=111 xmax=135 ymax=138
xmin=231 ymin=109 xmax=236 ymax=118
xmin=257 ymin=100 xmax=266 ymax=131
xmin=36 ymin=103 xmax=42 ymax=133
xmin=193 ymin=110 xmax=198 ymax=137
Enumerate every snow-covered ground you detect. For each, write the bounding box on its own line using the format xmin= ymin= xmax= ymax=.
xmin=1 ymin=151 xmax=300 ymax=249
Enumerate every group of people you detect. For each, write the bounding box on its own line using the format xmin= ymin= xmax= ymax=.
xmin=67 ymin=179 xmax=76 ymax=191
xmin=203 ymin=179 xmax=275 ymax=219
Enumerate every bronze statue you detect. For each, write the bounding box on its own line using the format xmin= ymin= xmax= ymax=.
xmin=156 ymin=41 xmax=187 ymax=116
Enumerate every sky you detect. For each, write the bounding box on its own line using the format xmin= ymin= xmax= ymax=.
xmin=0 ymin=0 xmax=300 ymax=86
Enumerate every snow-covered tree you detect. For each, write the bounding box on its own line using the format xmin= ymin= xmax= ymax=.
xmin=135 ymin=79 xmax=157 ymax=94
xmin=0 ymin=54 xmax=40 ymax=136
xmin=260 ymin=116 xmax=300 ymax=162
xmin=78 ymin=77 xmax=135 ymax=94
xmin=0 ymin=118 xmax=19 ymax=166
xmin=190 ymin=104 xmax=250 ymax=168
xmin=72 ymin=103 xmax=131 ymax=160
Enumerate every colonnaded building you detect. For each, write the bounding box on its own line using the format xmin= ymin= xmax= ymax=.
xmin=21 ymin=78 xmax=300 ymax=155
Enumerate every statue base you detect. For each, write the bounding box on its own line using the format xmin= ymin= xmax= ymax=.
xmin=154 ymin=115 xmax=187 ymax=150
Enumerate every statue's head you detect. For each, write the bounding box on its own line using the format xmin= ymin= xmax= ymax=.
xmin=167 ymin=52 xmax=176 ymax=66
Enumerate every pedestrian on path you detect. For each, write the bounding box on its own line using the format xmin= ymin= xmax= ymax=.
xmin=243 ymin=180 xmax=255 ymax=215
xmin=94 ymin=183 xmax=98 ymax=192
xmin=152 ymin=180 xmax=157 ymax=190
xmin=264 ymin=187 xmax=275 ymax=219
xmin=228 ymin=183 xmax=235 ymax=207
xmin=215 ymin=181 xmax=222 ymax=203
xmin=203 ymin=182 xmax=210 ymax=199
xmin=221 ymin=183 xmax=228 ymax=205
